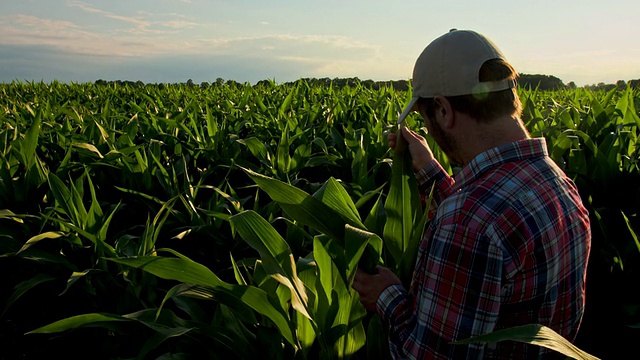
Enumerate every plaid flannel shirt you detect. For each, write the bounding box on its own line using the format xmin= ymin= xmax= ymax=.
xmin=377 ymin=138 xmax=591 ymax=359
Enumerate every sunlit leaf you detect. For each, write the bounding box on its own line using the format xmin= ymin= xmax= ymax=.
xmin=17 ymin=231 xmax=65 ymax=254
xmin=383 ymin=126 xmax=422 ymax=264
xmin=452 ymin=324 xmax=601 ymax=360
xmin=26 ymin=313 xmax=129 ymax=334
xmin=239 ymin=166 xmax=347 ymax=242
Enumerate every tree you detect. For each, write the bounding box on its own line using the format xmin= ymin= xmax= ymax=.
xmin=518 ymin=74 xmax=565 ymax=90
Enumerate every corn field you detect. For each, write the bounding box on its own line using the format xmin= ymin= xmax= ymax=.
xmin=0 ymin=80 xmax=638 ymax=359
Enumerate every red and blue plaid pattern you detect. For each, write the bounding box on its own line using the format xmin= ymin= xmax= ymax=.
xmin=377 ymin=138 xmax=591 ymax=359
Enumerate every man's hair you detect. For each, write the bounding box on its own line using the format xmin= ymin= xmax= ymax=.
xmin=417 ymin=59 xmax=522 ymax=122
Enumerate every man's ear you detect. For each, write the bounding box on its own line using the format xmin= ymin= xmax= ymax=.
xmin=433 ymin=96 xmax=454 ymax=129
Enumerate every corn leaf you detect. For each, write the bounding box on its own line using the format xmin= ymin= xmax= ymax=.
xmin=334 ymin=313 xmax=367 ymax=357
xmin=332 ymin=272 xmax=367 ymax=358
xmin=209 ymin=305 xmax=258 ymax=358
xmin=276 ymin=125 xmax=291 ymax=175
xmin=621 ymin=211 xmax=640 ymax=254
xmin=2 ymin=273 xmax=57 ymax=317
xmin=230 ymin=253 xmax=247 ymax=285
xmin=26 ymin=313 xmax=129 ymax=334
xmin=230 ymin=210 xmax=310 ymax=320
xmin=366 ymin=314 xmax=391 ymax=359
xmin=70 ymin=175 xmax=89 ymax=225
xmin=47 ymin=173 xmax=83 ymax=228
xmin=398 ymin=182 xmax=435 ymax=286
xmin=238 ymin=137 xmax=270 ymax=165
xmin=158 ymin=283 xmax=258 ymax=325
xmin=135 ymin=326 xmax=193 ymax=360
xmin=59 ymin=269 xmax=94 ymax=296
xmin=344 ymin=224 xmax=382 ymax=278
xmin=0 ymin=209 xmax=24 ymax=223
xmin=17 ymin=231 xmax=65 ymax=254
xmin=363 ymin=191 xmax=386 ymax=237
xmin=72 ymin=142 xmax=104 ymax=159
xmin=383 ymin=126 xmax=422 ymax=264
xmin=295 ymin=262 xmax=318 ymax=354
xmin=239 ymin=166 xmax=347 ymax=242
xmin=272 ymin=256 xmax=311 ymax=320
xmin=230 ymin=210 xmax=295 ymax=276
xmin=452 ymin=324 xmax=601 ymax=360
xmin=85 ymin=170 xmax=104 ymax=234
xmin=19 ymin=108 xmax=41 ymax=169
xmin=313 ymin=236 xmax=340 ymax=320
xmin=314 ymin=177 xmax=365 ymax=229
xmin=109 ymin=254 xmax=296 ymax=346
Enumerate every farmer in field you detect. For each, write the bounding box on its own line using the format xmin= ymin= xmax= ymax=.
xmin=351 ymin=29 xmax=591 ymax=359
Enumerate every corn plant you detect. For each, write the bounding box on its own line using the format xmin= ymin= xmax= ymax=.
xmin=225 ymin=95 xmax=432 ymax=358
xmin=0 ymin=80 xmax=637 ymax=359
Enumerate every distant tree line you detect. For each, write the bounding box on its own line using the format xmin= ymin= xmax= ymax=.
xmin=94 ymin=75 xmax=640 ymax=92
xmin=581 ymin=79 xmax=640 ymax=92
xmin=517 ymin=74 xmax=565 ymax=90
xmin=517 ymin=74 xmax=640 ymax=91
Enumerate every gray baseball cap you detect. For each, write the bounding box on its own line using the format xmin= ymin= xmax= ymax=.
xmin=397 ymin=29 xmax=516 ymax=124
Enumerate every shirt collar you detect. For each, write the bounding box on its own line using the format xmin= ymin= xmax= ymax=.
xmin=452 ymin=137 xmax=549 ymax=192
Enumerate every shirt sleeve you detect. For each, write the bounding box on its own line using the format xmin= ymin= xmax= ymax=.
xmin=376 ymin=222 xmax=504 ymax=359
xmin=416 ymin=160 xmax=455 ymax=218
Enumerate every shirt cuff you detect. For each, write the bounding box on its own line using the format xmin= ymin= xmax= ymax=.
xmin=416 ymin=160 xmax=445 ymax=186
xmin=376 ymin=284 xmax=407 ymax=320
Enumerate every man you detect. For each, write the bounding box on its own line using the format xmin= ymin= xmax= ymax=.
xmin=351 ymin=29 xmax=591 ymax=359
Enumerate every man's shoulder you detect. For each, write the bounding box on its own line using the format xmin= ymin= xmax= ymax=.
xmin=437 ymin=157 xmax=558 ymax=225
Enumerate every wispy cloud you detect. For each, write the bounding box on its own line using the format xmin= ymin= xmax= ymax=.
xmin=0 ymin=0 xmax=207 ymax=57
xmin=66 ymin=0 xmax=149 ymax=30
xmin=0 ymin=9 xmax=405 ymax=83
xmin=0 ymin=14 xmax=166 ymax=56
xmin=164 ymin=20 xmax=199 ymax=29
xmin=2 ymin=14 xmax=90 ymax=46
xmin=66 ymin=0 xmax=198 ymax=35
xmin=0 ymin=13 xmax=386 ymax=68
xmin=194 ymin=34 xmax=378 ymax=53
xmin=192 ymin=34 xmax=405 ymax=80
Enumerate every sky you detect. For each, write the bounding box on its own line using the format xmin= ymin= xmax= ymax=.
xmin=1 ymin=0 xmax=638 ymax=86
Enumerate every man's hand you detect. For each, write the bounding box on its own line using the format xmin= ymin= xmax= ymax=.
xmin=388 ymin=127 xmax=434 ymax=171
xmin=352 ymin=266 xmax=402 ymax=312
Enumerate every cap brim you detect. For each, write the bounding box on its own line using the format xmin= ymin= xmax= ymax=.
xmin=397 ymin=97 xmax=419 ymax=125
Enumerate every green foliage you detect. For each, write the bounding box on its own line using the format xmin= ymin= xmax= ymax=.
xmin=0 ymin=80 xmax=637 ymax=359
xmin=453 ymin=324 xmax=601 ymax=360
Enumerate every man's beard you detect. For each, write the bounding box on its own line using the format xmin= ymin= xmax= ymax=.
xmin=428 ymin=118 xmax=463 ymax=166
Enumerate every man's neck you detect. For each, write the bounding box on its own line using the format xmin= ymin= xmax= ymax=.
xmin=456 ymin=114 xmax=530 ymax=166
